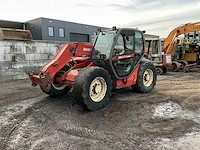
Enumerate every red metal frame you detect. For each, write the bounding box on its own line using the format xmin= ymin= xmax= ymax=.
xmin=115 ymin=65 xmax=140 ymax=88
xmin=28 ymin=42 xmax=93 ymax=91
xmin=29 ymin=42 xmax=140 ymax=92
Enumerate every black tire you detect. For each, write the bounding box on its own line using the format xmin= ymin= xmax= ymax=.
xmin=132 ymin=62 xmax=157 ymax=93
xmin=163 ymin=66 xmax=167 ymax=74
xmin=156 ymin=67 xmax=163 ymax=75
xmin=73 ymin=67 xmax=112 ymax=110
xmin=41 ymin=70 xmax=70 ymax=97
xmin=172 ymin=61 xmax=181 ymax=72
xmin=41 ymin=83 xmax=70 ymax=97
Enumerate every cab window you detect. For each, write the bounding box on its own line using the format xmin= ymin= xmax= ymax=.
xmin=112 ymin=31 xmax=135 ymax=77
xmin=135 ymin=31 xmax=144 ymax=62
xmin=135 ymin=31 xmax=144 ymax=54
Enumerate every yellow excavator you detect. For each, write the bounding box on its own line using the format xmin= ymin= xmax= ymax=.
xmin=163 ymin=21 xmax=200 ymax=71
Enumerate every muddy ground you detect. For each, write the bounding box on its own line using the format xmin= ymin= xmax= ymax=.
xmin=0 ymin=72 xmax=200 ymax=150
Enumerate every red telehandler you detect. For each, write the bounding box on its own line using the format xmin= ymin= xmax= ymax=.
xmin=29 ymin=27 xmax=157 ymax=110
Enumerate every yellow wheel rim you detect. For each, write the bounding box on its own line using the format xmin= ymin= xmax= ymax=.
xmin=143 ymin=69 xmax=154 ymax=87
xmin=89 ymin=77 xmax=107 ymax=102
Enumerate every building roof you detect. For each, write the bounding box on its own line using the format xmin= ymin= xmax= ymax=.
xmin=0 ymin=19 xmax=25 ymax=29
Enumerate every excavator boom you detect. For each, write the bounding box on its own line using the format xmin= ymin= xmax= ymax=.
xmin=164 ymin=21 xmax=200 ymax=54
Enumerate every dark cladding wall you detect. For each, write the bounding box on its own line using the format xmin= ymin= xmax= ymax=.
xmin=26 ymin=18 xmax=42 ymax=40
xmin=26 ymin=18 xmax=100 ymax=42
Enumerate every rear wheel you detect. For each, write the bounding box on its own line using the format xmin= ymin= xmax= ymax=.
xmin=132 ymin=62 xmax=157 ymax=93
xmin=41 ymin=70 xmax=70 ymax=97
xmin=73 ymin=67 xmax=112 ymax=110
xmin=171 ymin=61 xmax=181 ymax=72
xmin=156 ymin=67 xmax=163 ymax=75
xmin=156 ymin=66 xmax=167 ymax=75
xmin=162 ymin=66 xmax=167 ymax=74
xmin=178 ymin=60 xmax=188 ymax=70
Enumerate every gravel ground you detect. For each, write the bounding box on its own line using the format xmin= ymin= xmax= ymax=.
xmin=0 ymin=72 xmax=200 ymax=150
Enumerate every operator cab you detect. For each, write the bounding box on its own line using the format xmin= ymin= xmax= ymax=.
xmin=91 ymin=27 xmax=144 ymax=79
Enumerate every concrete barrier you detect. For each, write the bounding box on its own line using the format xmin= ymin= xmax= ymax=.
xmin=0 ymin=40 xmax=66 ymax=82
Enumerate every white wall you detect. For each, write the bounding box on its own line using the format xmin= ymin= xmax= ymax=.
xmin=0 ymin=40 xmax=65 ymax=82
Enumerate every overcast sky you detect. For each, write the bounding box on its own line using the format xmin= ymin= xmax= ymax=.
xmin=1 ymin=0 xmax=200 ymax=37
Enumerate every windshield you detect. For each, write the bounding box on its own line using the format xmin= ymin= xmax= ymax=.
xmin=93 ymin=31 xmax=115 ymax=59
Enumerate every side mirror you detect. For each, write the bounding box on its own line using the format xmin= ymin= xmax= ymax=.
xmin=97 ymin=28 xmax=102 ymax=32
xmin=112 ymin=26 xmax=117 ymax=30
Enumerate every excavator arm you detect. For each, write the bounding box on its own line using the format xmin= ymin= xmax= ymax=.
xmin=164 ymin=21 xmax=200 ymax=54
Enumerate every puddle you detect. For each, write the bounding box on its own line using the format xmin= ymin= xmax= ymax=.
xmin=153 ymin=101 xmax=200 ymax=124
xmin=156 ymin=132 xmax=200 ymax=150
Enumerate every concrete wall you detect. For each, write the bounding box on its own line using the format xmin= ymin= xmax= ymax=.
xmin=0 ymin=40 xmax=65 ymax=82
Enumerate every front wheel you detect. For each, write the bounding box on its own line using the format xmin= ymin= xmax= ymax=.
xmin=73 ymin=67 xmax=112 ymax=110
xmin=132 ymin=62 xmax=157 ymax=93
xmin=41 ymin=70 xmax=70 ymax=97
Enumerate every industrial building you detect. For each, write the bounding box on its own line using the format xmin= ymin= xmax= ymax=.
xmin=25 ymin=17 xmax=101 ymax=42
xmin=0 ymin=17 xmax=103 ymax=42
xmin=0 ymin=17 xmax=158 ymax=42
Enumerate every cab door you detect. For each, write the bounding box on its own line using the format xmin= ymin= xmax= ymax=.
xmin=111 ymin=30 xmax=144 ymax=78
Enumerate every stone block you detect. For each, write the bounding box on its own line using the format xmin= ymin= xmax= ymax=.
xmin=10 ymin=44 xmax=25 ymax=54
xmin=12 ymin=54 xmax=26 ymax=62
xmin=0 ymin=47 xmax=5 ymax=62
xmin=24 ymin=66 xmax=41 ymax=73
xmin=47 ymin=42 xmax=58 ymax=47
xmin=0 ymin=62 xmax=12 ymax=69
xmin=37 ymin=60 xmax=49 ymax=66
xmin=36 ymin=47 xmax=42 ymax=53
xmin=24 ymin=41 xmax=36 ymax=47
xmin=37 ymin=47 xmax=49 ymax=54
xmin=26 ymin=45 xmax=37 ymax=54
xmin=11 ymin=61 xmax=27 ymax=69
xmin=25 ymin=54 xmax=40 ymax=61
xmin=35 ymin=42 xmax=48 ymax=47
xmin=41 ymin=54 xmax=48 ymax=60
xmin=49 ymin=47 xmax=58 ymax=55
xmin=47 ymin=53 xmax=53 ymax=60
xmin=3 ymin=47 xmax=11 ymax=54
xmin=0 ymin=55 xmax=4 ymax=62
xmin=4 ymin=54 xmax=13 ymax=62
xmin=0 ymin=41 xmax=12 ymax=47
xmin=15 ymin=42 xmax=25 ymax=47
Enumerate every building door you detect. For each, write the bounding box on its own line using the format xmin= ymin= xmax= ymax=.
xmin=70 ymin=33 xmax=89 ymax=42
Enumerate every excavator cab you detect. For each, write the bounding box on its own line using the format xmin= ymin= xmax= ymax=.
xmin=91 ymin=28 xmax=144 ymax=79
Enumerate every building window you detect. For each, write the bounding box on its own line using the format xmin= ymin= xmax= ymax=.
xmin=93 ymin=32 xmax=97 ymax=36
xmin=59 ymin=28 xmax=65 ymax=38
xmin=48 ymin=27 xmax=54 ymax=37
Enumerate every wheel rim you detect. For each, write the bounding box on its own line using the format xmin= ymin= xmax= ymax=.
xmin=172 ymin=62 xmax=180 ymax=71
xmin=143 ymin=69 xmax=154 ymax=87
xmin=156 ymin=68 xmax=163 ymax=75
xmin=52 ymin=83 xmax=67 ymax=90
xmin=89 ymin=77 xmax=107 ymax=102
xmin=52 ymin=70 xmax=67 ymax=90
